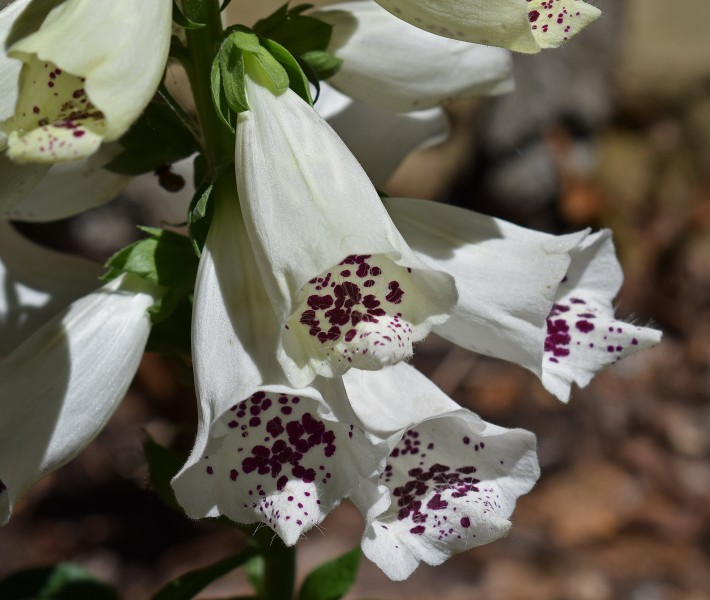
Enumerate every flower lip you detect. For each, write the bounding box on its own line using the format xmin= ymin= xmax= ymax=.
xmin=173 ymin=383 xmax=386 ymax=546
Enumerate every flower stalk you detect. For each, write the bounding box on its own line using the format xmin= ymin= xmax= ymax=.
xmin=182 ymin=0 xmax=234 ymax=169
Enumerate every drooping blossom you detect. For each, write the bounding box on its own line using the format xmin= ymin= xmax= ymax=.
xmin=345 ymin=363 xmax=539 ymax=580
xmin=314 ymin=0 xmax=514 ymax=112
xmin=235 ymin=58 xmax=457 ymax=387
xmin=371 ymin=0 xmax=602 ymax=53
xmin=1 ymin=0 xmax=172 ymax=162
xmin=386 ymin=197 xmax=662 ymax=401
xmin=0 ymin=272 xmax=162 ymax=523
xmin=172 ymin=186 xmax=387 ymax=545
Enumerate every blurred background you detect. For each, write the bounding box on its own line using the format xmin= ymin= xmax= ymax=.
xmin=2 ymin=0 xmax=710 ymax=598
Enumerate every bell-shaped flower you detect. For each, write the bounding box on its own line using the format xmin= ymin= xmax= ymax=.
xmin=344 ymin=363 xmax=539 ymax=581
xmin=172 ymin=187 xmax=388 ymax=545
xmin=386 ymin=198 xmax=662 ymax=402
xmin=1 ymin=0 xmax=172 ymax=163
xmin=372 ymin=0 xmax=601 ymax=53
xmin=313 ymin=1 xmax=514 ymax=112
xmin=0 ymin=272 xmax=162 ymax=523
xmin=539 ymin=230 xmax=662 ymax=401
xmin=0 ymin=220 xmax=102 ymax=356
xmin=235 ymin=59 xmax=457 ymax=388
xmin=316 ymin=83 xmax=449 ymax=189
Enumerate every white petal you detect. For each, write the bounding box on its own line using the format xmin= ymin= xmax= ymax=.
xmin=0 ymin=0 xmax=30 ymax=133
xmin=317 ymin=83 xmax=449 ymax=188
xmin=386 ymin=197 xmax=587 ymax=376
xmin=541 ymin=230 xmax=662 ymax=401
xmin=172 ymin=189 xmax=385 ymax=544
xmin=4 ymin=143 xmax=130 ymax=221
xmin=236 ymin=64 xmax=456 ymax=387
xmin=0 ymin=273 xmax=160 ymax=523
xmin=0 ymin=220 xmax=102 ymax=356
xmin=371 ymin=0 xmax=600 ymax=53
xmin=0 ymin=152 xmax=49 ymax=214
xmin=316 ymin=1 xmax=514 ymax=112
xmin=2 ymin=0 xmax=172 ymax=162
xmin=347 ymin=365 xmax=539 ymax=581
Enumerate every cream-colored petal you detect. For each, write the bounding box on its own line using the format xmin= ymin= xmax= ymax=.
xmin=316 ymin=1 xmax=514 ymax=112
xmin=2 ymin=0 xmax=172 ymax=162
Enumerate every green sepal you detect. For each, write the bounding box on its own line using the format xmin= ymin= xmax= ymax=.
xmin=0 ymin=562 xmax=119 ymax=600
xmin=187 ymin=178 xmax=215 ymax=256
xmin=300 ymin=49 xmax=343 ymax=81
xmin=227 ymin=26 xmax=262 ymax=54
xmin=172 ymin=0 xmax=206 ymax=29
xmin=210 ymin=54 xmax=237 ymax=132
xmin=143 ymin=437 xmax=186 ymax=511
xmin=218 ymin=39 xmax=250 ymax=114
xmin=106 ymin=97 xmax=199 ymax=175
xmin=251 ymin=45 xmax=290 ymax=93
xmin=259 ymin=38 xmax=313 ymax=105
xmin=102 ymin=228 xmax=198 ymax=324
xmin=297 ymin=548 xmax=362 ymax=600
xmin=151 ymin=546 xmax=261 ymax=600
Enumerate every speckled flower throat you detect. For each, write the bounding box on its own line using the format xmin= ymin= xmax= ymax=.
xmin=287 ymin=254 xmax=416 ymax=372
xmin=3 ymin=58 xmax=106 ymax=161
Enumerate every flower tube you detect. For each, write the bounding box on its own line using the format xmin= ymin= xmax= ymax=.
xmin=235 ymin=59 xmax=457 ymax=388
xmin=1 ymin=0 xmax=172 ymax=162
xmin=372 ymin=0 xmax=601 ymax=53
xmin=0 ymin=273 xmax=161 ymax=523
xmin=344 ymin=363 xmax=539 ymax=580
xmin=172 ymin=185 xmax=387 ymax=545
xmin=314 ymin=1 xmax=514 ymax=112
xmin=386 ymin=198 xmax=661 ymax=401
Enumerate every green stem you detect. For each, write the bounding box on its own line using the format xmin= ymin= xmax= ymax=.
xmin=259 ymin=533 xmax=296 ymax=600
xmin=182 ymin=0 xmax=234 ymax=168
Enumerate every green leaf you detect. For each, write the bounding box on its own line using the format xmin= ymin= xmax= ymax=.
xmin=211 ymin=55 xmax=237 ymax=132
xmin=259 ymin=38 xmax=312 ymax=105
xmin=106 ymin=98 xmax=199 ymax=175
xmin=143 ymin=437 xmax=185 ymax=511
xmin=252 ymin=3 xmax=290 ymax=35
xmin=220 ymin=0 xmax=233 ymax=11
xmin=297 ymin=548 xmax=361 ymax=600
xmin=260 ymin=15 xmax=331 ymax=55
xmin=103 ymin=228 xmax=198 ymax=323
xmin=218 ymin=40 xmax=250 ymax=114
xmin=300 ymin=50 xmax=343 ymax=81
xmin=0 ymin=562 xmax=119 ymax=600
xmin=245 ymin=556 xmax=264 ymax=597
xmin=152 ymin=547 xmax=260 ymax=600
xmin=188 ymin=178 xmax=215 ymax=256
xmin=172 ymin=1 xmax=206 ymax=29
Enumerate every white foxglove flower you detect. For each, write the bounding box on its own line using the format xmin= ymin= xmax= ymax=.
xmin=540 ymin=230 xmax=662 ymax=401
xmin=235 ymin=63 xmax=457 ymax=388
xmin=0 ymin=273 xmax=161 ymax=523
xmin=386 ymin=198 xmax=661 ymax=402
xmin=0 ymin=220 xmax=101 ymax=356
xmin=373 ymin=0 xmax=601 ymax=53
xmin=316 ymin=83 xmax=449 ymax=188
xmin=172 ymin=190 xmax=386 ymax=545
xmin=1 ymin=0 xmax=172 ymax=163
xmin=344 ymin=363 xmax=539 ymax=581
xmin=314 ymin=1 xmax=513 ymax=112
